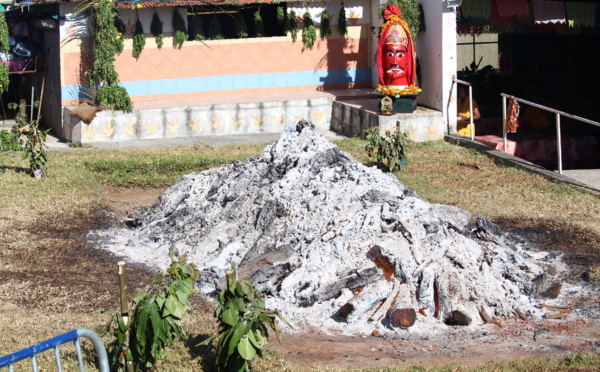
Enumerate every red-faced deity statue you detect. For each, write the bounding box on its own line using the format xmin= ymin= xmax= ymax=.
xmin=377 ymin=5 xmax=417 ymax=92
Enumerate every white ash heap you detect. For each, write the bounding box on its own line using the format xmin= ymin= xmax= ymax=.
xmin=97 ymin=121 xmax=563 ymax=334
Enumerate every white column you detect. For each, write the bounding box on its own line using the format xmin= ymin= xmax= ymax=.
xmin=416 ymin=0 xmax=458 ymax=134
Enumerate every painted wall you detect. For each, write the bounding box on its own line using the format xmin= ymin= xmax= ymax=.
xmin=58 ymin=1 xmax=373 ymax=106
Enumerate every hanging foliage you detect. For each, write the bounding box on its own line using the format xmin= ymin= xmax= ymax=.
xmin=193 ymin=16 xmax=206 ymax=40
xmin=338 ymin=2 xmax=348 ymax=38
xmin=89 ymin=0 xmax=132 ymax=111
xmin=302 ymin=11 xmax=317 ymax=50
xmin=0 ymin=13 xmax=10 ymax=94
xmin=254 ymin=8 xmax=264 ymax=37
xmin=151 ymin=10 xmax=164 ymax=48
xmin=288 ymin=10 xmax=298 ymax=42
xmin=113 ymin=10 xmax=124 ymax=54
xmin=320 ymin=9 xmax=331 ymax=40
xmin=277 ymin=6 xmax=286 ymax=27
xmin=172 ymin=7 xmax=187 ymax=48
xmin=209 ymin=14 xmax=224 ymax=40
xmin=235 ymin=12 xmax=248 ymax=38
xmin=132 ymin=17 xmax=145 ymax=59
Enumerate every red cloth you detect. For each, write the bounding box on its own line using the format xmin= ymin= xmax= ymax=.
xmin=384 ymin=4 xmax=402 ymax=19
xmin=505 ymin=99 xmax=520 ymax=133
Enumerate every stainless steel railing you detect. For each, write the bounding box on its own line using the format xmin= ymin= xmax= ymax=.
xmin=501 ymin=93 xmax=600 ymax=174
xmin=453 ymin=78 xmax=475 ymax=141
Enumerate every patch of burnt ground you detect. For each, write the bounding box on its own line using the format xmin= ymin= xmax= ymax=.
xmin=496 ymin=218 xmax=600 ymax=286
xmin=2 ymin=209 xmax=153 ymax=312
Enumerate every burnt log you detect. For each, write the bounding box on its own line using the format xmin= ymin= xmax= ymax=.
xmin=389 ymin=308 xmax=417 ymax=328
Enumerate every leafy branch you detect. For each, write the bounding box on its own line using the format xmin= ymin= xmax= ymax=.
xmin=9 ymin=101 xmax=49 ymax=177
xmin=100 ymin=253 xmax=200 ymax=371
xmin=200 ymin=270 xmax=292 ymax=372
xmin=364 ymin=127 xmax=409 ymax=173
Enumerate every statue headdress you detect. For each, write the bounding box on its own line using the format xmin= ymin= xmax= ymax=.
xmin=377 ymin=4 xmax=416 ymax=88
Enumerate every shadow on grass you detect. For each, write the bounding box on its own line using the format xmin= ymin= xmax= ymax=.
xmin=185 ymin=332 xmax=217 ymax=372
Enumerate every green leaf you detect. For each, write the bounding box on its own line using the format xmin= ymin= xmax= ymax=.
xmin=221 ymin=308 xmax=240 ymax=326
xmin=155 ymin=292 xmax=166 ymax=308
xmin=237 ymin=335 xmax=256 ymax=361
xmin=164 ymin=294 xmax=186 ymax=319
xmin=247 ymin=329 xmax=266 ymax=350
xmin=176 ymin=289 xmax=189 ymax=305
xmin=227 ymin=321 xmax=250 ymax=360
xmin=131 ymin=288 xmax=148 ymax=304
xmin=238 ymin=280 xmax=255 ymax=299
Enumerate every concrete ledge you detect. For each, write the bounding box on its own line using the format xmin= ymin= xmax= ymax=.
xmin=445 ymin=134 xmax=600 ymax=196
xmin=331 ymin=100 xmax=445 ymax=141
xmin=63 ymin=97 xmax=333 ymax=144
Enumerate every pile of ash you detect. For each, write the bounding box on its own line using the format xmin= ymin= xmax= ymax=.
xmin=91 ymin=121 xmax=564 ymax=335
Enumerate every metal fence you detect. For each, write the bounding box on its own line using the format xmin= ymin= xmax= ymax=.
xmin=501 ymin=93 xmax=600 ymax=174
xmin=0 ymin=329 xmax=109 ymax=372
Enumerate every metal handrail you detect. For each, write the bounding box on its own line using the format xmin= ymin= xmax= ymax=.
xmin=0 ymin=329 xmax=109 ymax=372
xmin=501 ymin=93 xmax=600 ymax=174
xmin=453 ymin=78 xmax=475 ymax=140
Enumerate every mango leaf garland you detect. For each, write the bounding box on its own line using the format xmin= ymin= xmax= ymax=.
xmin=235 ymin=12 xmax=248 ymax=38
xmin=338 ymin=3 xmax=348 ymax=37
xmin=151 ymin=10 xmax=164 ymax=48
xmin=302 ymin=11 xmax=316 ymax=50
xmin=254 ymin=8 xmax=264 ymax=37
xmin=172 ymin=7 xmax=187 ymax=48
xmin=277 ymin=6 xmax=286 ymax=27
xmin=320 ymin=9 xmax=331 ymax=40
xmin=288 ymin=10 xmax=298 ymax=42
xmin=132 ymin=17 xmax=145 ymax=59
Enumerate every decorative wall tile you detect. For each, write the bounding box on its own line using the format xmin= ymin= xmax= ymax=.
xmin=139 ymin=109 xmax=164 ymax=139
xmin=164 ymin=108 xmax=188 ymax=138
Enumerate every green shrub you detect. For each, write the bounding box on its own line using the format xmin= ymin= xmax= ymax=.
xmin=364 ymin=126 xmax=409 ymax=172
xmin=200 ymin=270 xmax=292 ymax=372
xmin=100 ymin=252 xmax=200 ymax=371
xmin=0 ymin=129 xmax=22 ymax=152
xmin=9 ymin=101 xmax=49 ymax=177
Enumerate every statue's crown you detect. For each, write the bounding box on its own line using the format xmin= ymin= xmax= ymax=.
xmin=385 ymin=23 xmax=408 ymax=46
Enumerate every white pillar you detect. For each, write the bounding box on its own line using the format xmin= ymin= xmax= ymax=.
xmin=416 ymin=0 xmax=458 ymax=134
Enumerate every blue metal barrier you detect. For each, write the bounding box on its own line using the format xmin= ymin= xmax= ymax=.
xmin=0 ymin=329 xmax=109 ymax=372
